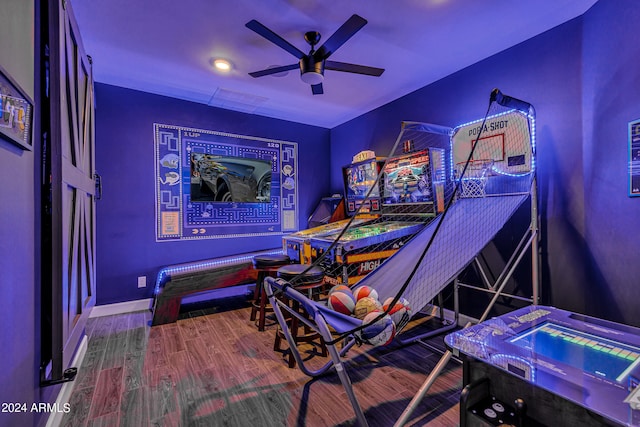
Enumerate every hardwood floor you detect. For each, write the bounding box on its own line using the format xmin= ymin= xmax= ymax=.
xmin=60 ymin=297 xmax=463 ymax=427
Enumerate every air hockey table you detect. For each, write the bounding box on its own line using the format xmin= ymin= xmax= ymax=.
xmin=445 ymin=305 xmax=640 ymax=426
xmin=309 ymin=220 xmax=424 ymax=285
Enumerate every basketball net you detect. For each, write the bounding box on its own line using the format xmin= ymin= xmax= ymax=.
xmin=457 ymin=160 xmax=494 ymax=198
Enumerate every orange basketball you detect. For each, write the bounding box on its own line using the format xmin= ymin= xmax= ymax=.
xmin=383 ymin=297 xmax=412 ymax=332
xmin=328 ymin=290 xmax=356 ymax=315
xmin=353 ymin=285 xmax=379 ymax=302
xmin=329 ymin=284 xmax=352 ymax=296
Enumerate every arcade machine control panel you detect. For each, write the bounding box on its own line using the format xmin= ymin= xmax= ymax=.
xmin=446 ymin=306 xmax=640 ymax=426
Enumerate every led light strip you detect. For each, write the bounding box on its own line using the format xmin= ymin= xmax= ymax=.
xmin=154 ymin=249 xmax=284 ymax=295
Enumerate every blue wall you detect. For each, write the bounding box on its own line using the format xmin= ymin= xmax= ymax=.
xmin=580 ymin=0 xmax=640 ymax=325
xmin=94 ymin=84 xmax=330 ymax=304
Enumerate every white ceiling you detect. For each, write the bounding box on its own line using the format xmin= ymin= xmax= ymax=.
xmin=70 ymin=0 xmax=597 ymax=128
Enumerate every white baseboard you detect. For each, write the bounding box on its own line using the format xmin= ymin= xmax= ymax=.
xmin=45 ymin=335 xmax=88 ymax=427
xmin=89 ymin=298 xmax=152 ymax=318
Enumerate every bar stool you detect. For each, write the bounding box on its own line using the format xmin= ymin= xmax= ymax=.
xmin=273 ymin=264 xmax=328 ymax=368
xmin=250 ymin=254 xmax=291 ymax=331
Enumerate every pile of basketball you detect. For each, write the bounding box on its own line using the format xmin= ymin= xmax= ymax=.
xmin=327 ymin=284 xmax=411 ymax=346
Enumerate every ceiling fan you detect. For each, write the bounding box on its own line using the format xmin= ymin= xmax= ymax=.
xmin=246 ymin=14 xmax=385 ymax=95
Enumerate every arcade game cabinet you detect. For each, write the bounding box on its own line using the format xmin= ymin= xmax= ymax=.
xmin=447 ymin=306 xmax=640 ymax=426
xmin=310 ymin=147 xmax=446 ymax=285
xmin=282 ymin=155 xmax=384 ymax=264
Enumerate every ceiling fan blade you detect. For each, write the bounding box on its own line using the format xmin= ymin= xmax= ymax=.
xmin=246 ymin=19 xmax=306 ymax=59
xmin=313 ymin=14 xmax=367 ymax=61
xmin=249 ymin=63 xmax=299 ymax=78
xmin=311 ymin=83 xmax=323 ymax=95
xmin=325 ymin=60 xmax=384 ymax=76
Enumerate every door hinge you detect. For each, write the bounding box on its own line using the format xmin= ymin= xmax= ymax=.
xmin=94 ymin=172 xmax=102 ymax=200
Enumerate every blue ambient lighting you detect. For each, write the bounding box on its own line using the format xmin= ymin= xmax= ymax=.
xmin=490 ymin=353 xmax=536 ymax=382
xmin=451 ymin=109 xmax=536 ymax=180
xmin=490 ymin=112 xmax=536 ymax=177
xmin=154 ymin=250 xmax=284 ymax=295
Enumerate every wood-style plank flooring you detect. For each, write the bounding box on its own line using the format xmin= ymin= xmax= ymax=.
xmin=60 ymin=297 xmax=463 ymax=426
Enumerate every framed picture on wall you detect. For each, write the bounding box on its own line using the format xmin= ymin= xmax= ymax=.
xmin=630 ymin=119 xmax=640 ymax=197
xmin=0 ymin=64 xmax=33 ymax=151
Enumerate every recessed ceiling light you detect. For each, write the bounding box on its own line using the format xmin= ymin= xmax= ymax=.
xmin=213 ymin=59 xmax=231 ymax=72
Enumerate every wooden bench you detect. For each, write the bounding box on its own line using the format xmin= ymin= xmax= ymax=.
xmin=151 ymin=248 xmax=283 ymax=326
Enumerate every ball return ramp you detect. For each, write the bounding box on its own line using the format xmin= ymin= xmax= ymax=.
xmin=266 ymin=90 xmax=539 ymax=426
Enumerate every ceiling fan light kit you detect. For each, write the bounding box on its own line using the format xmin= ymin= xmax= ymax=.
xmin=246 ymin=14 xmax=384 ymax=95
xmin=300 ymin=57 xmax=325 ymax=85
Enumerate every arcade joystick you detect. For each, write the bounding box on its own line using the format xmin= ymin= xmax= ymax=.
xmin=514 ymin=398 xmax=527 ymax=427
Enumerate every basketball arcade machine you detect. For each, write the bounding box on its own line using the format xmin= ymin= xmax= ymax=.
xmin=268 ymin=90 xmax=541 ymax=427
xmin=395 ymin=90 xmax=541 ymax=426
xmin=450 ymin=105 xmax=540 ymax=313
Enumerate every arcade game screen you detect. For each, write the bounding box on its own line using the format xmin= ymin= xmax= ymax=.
xmin=509 ymin=322 xmax=640 ymax=383
xmin=344 ymin=159 xmax=380 ymax=198
xmin=382 ymin=150 xmax=434 ymax=204
xmin=342 ymin=159 xmax=383 ymax=215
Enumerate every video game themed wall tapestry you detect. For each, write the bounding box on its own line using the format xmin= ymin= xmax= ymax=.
xmin=154 ymin=124 xmax=299 ymax=241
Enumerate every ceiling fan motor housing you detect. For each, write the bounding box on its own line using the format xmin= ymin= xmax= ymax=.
xmin=300 ymin=56 xmax=325 ymax=84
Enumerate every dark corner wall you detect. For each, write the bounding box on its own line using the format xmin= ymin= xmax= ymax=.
xmin=330 ymin=1 xmax=640 ymax=326
xmin=94 ymin=85 xmax=330 ymax=305
xmin=580 ymin=0 xmax=640 ymax=326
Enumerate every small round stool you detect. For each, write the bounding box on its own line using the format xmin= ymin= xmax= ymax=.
xmin=250 ymin=254 xmax=291 ymax=331
xmin=273 ymin=264 xmax=328 ymax=368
